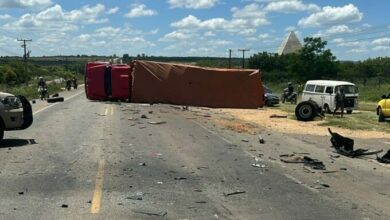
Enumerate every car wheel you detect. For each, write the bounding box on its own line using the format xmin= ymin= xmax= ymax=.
xmin=0 ymin=122 xmax=4 ymax=141
xmin=295 ymin=101 xmax=316 ymax=121
xmin=347 ymin=110 xmax=353 ymax=114
xmin=378 ymin=108 xmax=385 ymax=122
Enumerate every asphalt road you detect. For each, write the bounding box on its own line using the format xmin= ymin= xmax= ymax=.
xmin=0 ymin=91 xmax=385 ymax=220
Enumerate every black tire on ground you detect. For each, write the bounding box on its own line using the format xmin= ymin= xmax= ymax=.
xmin=378 ymin=108 xmax=385 ymax=122
xmin=47 ymin=97 xmax=65 ymax=103
xmin=346 ymin=110 xmax=353 ymax=114
xmin=295 ymin=101 xmax=316 ymax=121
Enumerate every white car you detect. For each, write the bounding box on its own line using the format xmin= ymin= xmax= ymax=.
xmin=0 ymin=92 xmax=33 ymax=140
xmin=301 ymin=80 xmax=359 ymax=114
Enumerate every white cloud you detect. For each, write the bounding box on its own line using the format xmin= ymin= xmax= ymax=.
xmin=0 ymin=14 xmax=12 ymax=19
xmin=204 ymin=31 xmax=215 ymax=37
xmin=3 ymin=4 xmax=107 ymax=31
xmin=316 ymin=25 xmax=353 ymax=37
xmin=107 ymin=7 xmax=119 ymax=15
xmin=168 ymin=0 xmax=219 ymax=9
xmin=265 ymin=0 xmax=320 ymax=13
xmin=298 ymin=4 xmax=363 ymax=28
xmin=231 ymin=3 xmax=267 ymax=19
xmin=160 ymin=31 xmax=192 ymax=41
xmin=372 ymin=37 xmax=390 ymax=46
xmin=0 ymin=0 xmax=52 ymax=8
xmin=125 ymin=4 xmax=157 ymax=18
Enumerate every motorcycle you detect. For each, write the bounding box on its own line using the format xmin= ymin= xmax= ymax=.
xmin=38 ymin=86 xmax=49 ymax=100
xmin=281 ymin=88 xmax=298 ymax=104
xmin=65 ymin=80 xmax=72 ymax=91
xmin=73 ymin=80 xmax=78 ymax=89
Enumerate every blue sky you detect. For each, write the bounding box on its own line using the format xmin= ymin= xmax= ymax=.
xmin=0 ymin=0 xmax=389 ymax=60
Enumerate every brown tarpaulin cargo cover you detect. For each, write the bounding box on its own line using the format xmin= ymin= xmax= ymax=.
xmin=131 ymin=61 xmax=264 ymax=109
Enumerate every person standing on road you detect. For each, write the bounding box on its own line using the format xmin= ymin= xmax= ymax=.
xmin=333 ymin=87 xmax=346 ymax=118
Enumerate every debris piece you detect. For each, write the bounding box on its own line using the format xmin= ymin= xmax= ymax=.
xmin=313 ymin=183 xmax=330 ymax=189
xmin=133 ymin=209 xmax=167 ymax=217
xmin=182 ymin=106 xmax=189 ymax=111
xmin=241 ymin=139 xmax=249 ymax=143
xmin=52 ymin=93 xmax=59 ymax=97
xmin=194 ymin=189 xmax=202 ymax=192
xmin=18 ymin=192 xmax=24 ymax=195
xmin=47 ymin=97 xmax=64 ymax=103
xmin=141 ymin=114 xmax=148 ymax=119
xmin=377 ymin=150 xmax=390 ymax=164
xmin=32 ymin=100 xmax=36 ymax=104
xmin=323 ymin=171 xmax=339 ymax=174
xmin=174 ymin=177 xmax=187 ymax=180
xmin=224 ymin=191 xmax=246 ymax=197
xmin=252 ymin=164 xmax=267 ymax=168
xmin=270 ymin=114 xmax=288 ymax=119
xmin=195 ymin=201 xmax=207 ymax=204
xmin=148 ymin=121 xmax=167 ymax=125
xmin=61 ymin=204 xmax=68 ymax=208
xmin=148 ymin=111 xmax=153 ymax=114
xmin=258 ymin=135 xmax=265 ymax=144
xmin=139 ymin=162 xmax=146 ymax=166
xmin=328 ymin=128 xmax=383 ymax=158
xmin=87 ymin=200 xmax=92 ymax=204
xmin=340 ymin=168 xmax=347 ymax=171
xmin=280 ymin=155 xmax=326 ymax=170
xmin=157 ymin=182 xmax=163 ymax=185
xmin=127 ymin=192 xmax=144 ymax=201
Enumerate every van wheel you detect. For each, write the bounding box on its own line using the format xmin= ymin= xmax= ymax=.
xmin=324 ymin=105 xmax=332 ymax=114
xmin=347 ymin=110 xmax=353 ymax=114
xmin=378 ymin=108 xmax=385 ymax=122
xmin=295 ymin=101 xmax=316 ymax=121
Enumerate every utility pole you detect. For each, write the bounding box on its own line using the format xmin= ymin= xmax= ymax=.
xmin=228 ymin=49 xmax=232 ymax=69
xmin=238 ymin=49 xmax=250 ymax=69
xmin=18 ymin=39 xmax=32 ymax=85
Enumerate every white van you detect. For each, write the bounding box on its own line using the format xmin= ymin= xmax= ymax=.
xmin=301 ymin=80 xmax=359 ymax=114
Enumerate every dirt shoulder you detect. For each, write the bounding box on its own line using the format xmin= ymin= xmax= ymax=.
xmin=213 ymin=107 xmax=390 ymax=140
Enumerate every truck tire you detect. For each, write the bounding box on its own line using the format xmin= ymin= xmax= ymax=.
xmin=346 ymin=110 xmax=353 ymax=114
xmin=295 ymin=101 xmax=317 ymax=121
xmin=47 ymin=97 xmax=65 ymax=103
xmin=378 ymin=108 xmax=385 ymax=122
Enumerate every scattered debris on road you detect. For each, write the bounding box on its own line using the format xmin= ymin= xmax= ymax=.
xmin=259 ymin=135 xmax=265 ymax=144
xmin=52 ymin=93 xmax=59 ymax=97
xmin=224 ymin=191 xmax=246 ymax=197
xmin=61 ymin=204 xmax=68 ymax=208
xmin=126 ymin=192 xmax=144 ymax=201
xmin=133 ymin=209 xmax=167 ymax=217
xmin=141 ymin=114 xmax=148 ymax=119
xmin=280 ymin=155 xmax=326 ymax=170
xmin=139 ymin=162 xmax=146 ymax=166
xmin=47 ymin=97 xmax=64 ymax=103
xmin=241 ymin=139 xmax=249 ymax=142
xmin=328 ymin=128 xmax=383 ymax=158
xmin=148 ymin=121 xmax=167 ymax=125
xmin=377 ymin=150 xmax=390 ymax=163
xmin=174 ymin=177 xmax=187 ymax=180
xmin=270 ymin=114 xmax=288 ymax=119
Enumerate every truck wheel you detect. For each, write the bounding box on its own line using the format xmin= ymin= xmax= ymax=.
xmin=295 ymin=101 xmax=316 ymax=121
xmin=378 ymin=108 xmax=385 ymax=122
xmin=347 ymin=110 xmax=353 ymax=114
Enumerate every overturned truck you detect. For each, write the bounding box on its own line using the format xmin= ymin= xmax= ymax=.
xmin=85 ymin=60 xmax=265 ymax=109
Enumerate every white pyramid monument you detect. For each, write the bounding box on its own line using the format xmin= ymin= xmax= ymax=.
xmin=277 ymin=31 xmax=302 ymax=55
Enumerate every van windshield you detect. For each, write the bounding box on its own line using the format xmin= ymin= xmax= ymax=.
xmin=336 ymin=85 xmax=358 ymax=94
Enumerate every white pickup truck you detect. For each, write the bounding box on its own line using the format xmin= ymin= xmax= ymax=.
xmin=0 ymin=92 xmax=33 ymax=140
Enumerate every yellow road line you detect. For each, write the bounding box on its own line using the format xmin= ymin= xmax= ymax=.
xmin=91 ymin=159 xmax=105 ymax=214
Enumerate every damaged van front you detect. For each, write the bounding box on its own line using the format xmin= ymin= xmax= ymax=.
xmin=0 ymin=92 xmax=33 ymax=140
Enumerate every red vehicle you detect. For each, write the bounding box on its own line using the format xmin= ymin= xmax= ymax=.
xmin=85 ymin=62 xmax=131 ymax=101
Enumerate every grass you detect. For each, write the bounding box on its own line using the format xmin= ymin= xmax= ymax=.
xmin=1 ymin=83 xmax=63 ymax=100
xmin=277 ymin=102 xmax=390 ymax=133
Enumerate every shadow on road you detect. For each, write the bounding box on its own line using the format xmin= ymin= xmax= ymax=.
xmin=0 ymin=139 xmax=37 ymax=148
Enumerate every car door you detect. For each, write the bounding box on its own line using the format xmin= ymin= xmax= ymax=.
xmin=314 ymin=85 xmax=326 ymax=107
xmin=384 ymin=93 xmax=390 ymax=116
